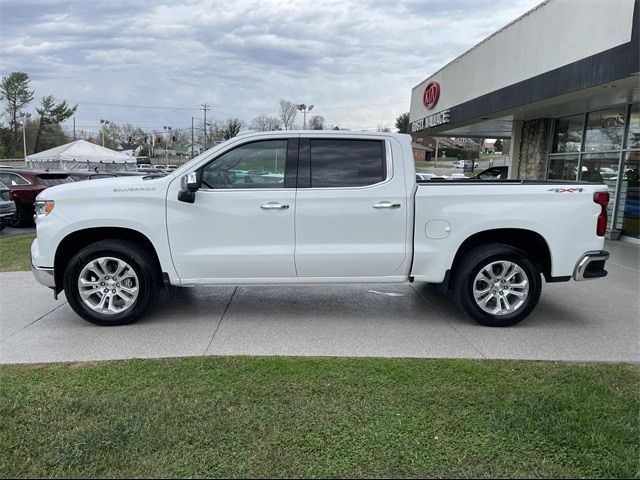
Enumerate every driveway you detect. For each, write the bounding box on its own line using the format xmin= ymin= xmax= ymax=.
xmin=1 ymin=241 xmax=638 ymax=364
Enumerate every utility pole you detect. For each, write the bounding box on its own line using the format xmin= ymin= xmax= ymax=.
xmin=73 ymin=117 xmax=76 ymax=140
xmin=201 ymin=103 xmax=210 ymax=149
xmin=21 ymin=112 xmax=31 ymax=162
xmin=163 ymin=125 xmax=172 ymax=164
xmin=297 ymin=104 xmax=314 ymax=129
xmin=100 ymin=119 xmax=110 ymax=147
xmin=191 ymin=117 xmax=195 ymax=158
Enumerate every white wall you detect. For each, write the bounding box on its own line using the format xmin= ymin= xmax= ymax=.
xmin=410 ymin=0 xmax=636 ymax=122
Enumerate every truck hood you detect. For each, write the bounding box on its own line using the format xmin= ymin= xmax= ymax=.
xmin=36 ymin=174 xmax=171 ymax=201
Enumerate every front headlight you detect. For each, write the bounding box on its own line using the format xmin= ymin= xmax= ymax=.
xmin=34 ymin=200 xmax=55 ymax=216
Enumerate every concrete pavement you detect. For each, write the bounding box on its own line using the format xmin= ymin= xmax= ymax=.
xmin=1 ymin=241 xmax=638 ymax=364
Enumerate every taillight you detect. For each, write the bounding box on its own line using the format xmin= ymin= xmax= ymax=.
xmin=594 ymin=191 xmax=609 ymax=237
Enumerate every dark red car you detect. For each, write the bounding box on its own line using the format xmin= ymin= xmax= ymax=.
xmin=0 ymin=168 xmax=73 ymax=227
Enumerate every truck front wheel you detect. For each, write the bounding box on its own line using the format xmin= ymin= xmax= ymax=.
xmin=63 ymin=239 xmax=160 ymax=326
xmin=453 ymin=243 xmax=541 ymax=327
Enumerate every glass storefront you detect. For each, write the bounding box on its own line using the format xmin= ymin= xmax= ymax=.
xmin=547 ymin=103 xmax=640 ymax=239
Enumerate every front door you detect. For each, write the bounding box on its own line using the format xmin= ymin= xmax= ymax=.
xmin=166 ymin=138 xmax=298 ymax=282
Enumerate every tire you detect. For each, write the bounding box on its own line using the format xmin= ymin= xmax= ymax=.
xmin=63 ymin=239 xmax=161 ymax=326
xmin=453 ymin=243 xmax=541 ymax=327
xmin=8 ymin=204 xmax=32 ymax=228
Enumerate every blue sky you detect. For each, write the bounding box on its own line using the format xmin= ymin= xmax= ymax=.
xmin=0 ymin=0 xmax=541 ymax=136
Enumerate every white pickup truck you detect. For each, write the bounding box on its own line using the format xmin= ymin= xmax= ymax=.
xmin=31 ymin=131 xmax=610 ymax=327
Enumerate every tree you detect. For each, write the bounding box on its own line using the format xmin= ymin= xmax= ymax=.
xmin=116 ymin=123 xmax=146 ymax=145
xmin=34 ymin=95 xmax=77 ymax=152
xmin=395 ymin=112 xmax=410 ymax=134
xmin=251 ymin=115 xmax=282 ymax=132
xmin=0 ymin=72 xmax=34 ymax=152
xmin=308 ymin=115 xmax=325 ymax=130
xmin=220 ymin=118 xmax=245 ymax=140
xmin=278 ymin=99 xmax=297 ymax=130
xmin=494 ymin=138 xmax=503 ymax=152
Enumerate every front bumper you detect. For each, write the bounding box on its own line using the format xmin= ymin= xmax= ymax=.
xmin=31 ymin=261 xmax=56 ymax=288
xmin=573 ymin=250 xmax=609 ymax=281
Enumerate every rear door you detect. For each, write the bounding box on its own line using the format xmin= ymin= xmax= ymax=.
xmin=294 ymin=136 xmax=410 ymax=279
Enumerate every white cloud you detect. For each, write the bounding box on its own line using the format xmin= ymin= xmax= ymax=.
xmin=0 ymin=0 xmax=542 ymax=133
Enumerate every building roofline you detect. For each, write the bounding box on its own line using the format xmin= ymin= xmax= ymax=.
xmin=412 ymin=0 xmax=551 ymax=91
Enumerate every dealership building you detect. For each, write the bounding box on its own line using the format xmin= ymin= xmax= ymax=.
xmin=409 ymin=0 xmax=639 ymax=241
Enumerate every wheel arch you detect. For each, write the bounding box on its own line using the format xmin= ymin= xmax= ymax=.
xmin=54 ymin=227 xmax=163 ymax=290
xmin=449 ymin=228 xmax=553 ymax=287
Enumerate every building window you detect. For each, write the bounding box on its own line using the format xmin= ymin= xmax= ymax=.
xmin=548 ymin=154 xmax=579 ymax=181
xmin=546 ymin=103 xmax=640 ymax=239
xmin=551 ymin=114 xmax=584 ymax=153
xmin=584 ymin=107 xmax=627 ymax=152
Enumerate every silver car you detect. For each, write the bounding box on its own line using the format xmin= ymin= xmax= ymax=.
xmin=0 ymin=179 xmax=16 ymax=231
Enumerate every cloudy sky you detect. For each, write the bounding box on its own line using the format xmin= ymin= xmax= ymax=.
xmin=1 ymin=0 xmax=541 ymax=136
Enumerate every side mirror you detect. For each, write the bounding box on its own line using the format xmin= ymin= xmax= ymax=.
xmin=178 ymin=171 xmax=201 ymax=203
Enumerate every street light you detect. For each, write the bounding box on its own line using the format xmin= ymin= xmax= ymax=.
xmin=163 ymin=125 xmax=172 ymax=163
xmin=297 ymin=104 xmax=314 ymax=129
xmin=21 ymin=112 xmax=31 ymax=162
xmin=100 ymin=119 xmax=110 ymax=147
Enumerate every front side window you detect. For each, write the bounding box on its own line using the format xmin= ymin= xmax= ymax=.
xmin=201 ymin=140 xmax=287 ymax=189
xmin=309 ymin=139 xmax=385 ymax=188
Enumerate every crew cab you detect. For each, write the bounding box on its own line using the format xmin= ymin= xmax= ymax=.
xmin=31 ymin=131 xmax=610 ymax=327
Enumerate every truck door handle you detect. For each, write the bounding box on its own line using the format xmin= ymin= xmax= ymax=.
xmin=373 ymin=201 xmax=401 ymax=209
xmin=260 ymin=202 xmax=289 ymax=210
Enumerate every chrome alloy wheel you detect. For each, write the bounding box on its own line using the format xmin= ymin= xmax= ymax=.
xmin=77 ymin=257 xmax=140 ymax=315
xmin=472 ymin=260 xmax=529 ymax=316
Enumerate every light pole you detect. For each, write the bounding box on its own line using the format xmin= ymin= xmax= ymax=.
xmin=21 ymin=112 xmax=31 ymax=162
xmin=100 ymin=119 xmax=110 ymax=147
xmin=297 ymin=104 xmax=314 ymax=129
xmin=163 ymin=125 xmax=172 ymax=164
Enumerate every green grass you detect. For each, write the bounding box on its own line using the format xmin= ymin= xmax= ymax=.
xmin=415 ymin=160 xmax=455 ymax=169
xmin=0 ymin=357 xmax=637 ymax=478
xmin=0 ymin=233 xmax=34 ymax=272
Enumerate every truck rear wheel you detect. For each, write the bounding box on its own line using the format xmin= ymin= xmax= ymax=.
xmin=63 ymin=239 xmax=160 ymax=326
xmin=453 ymin=243 xmax=541 ymax=327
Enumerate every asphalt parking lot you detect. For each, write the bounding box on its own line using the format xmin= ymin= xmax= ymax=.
xmin=0 ymin=240 xmax=638 ymax=365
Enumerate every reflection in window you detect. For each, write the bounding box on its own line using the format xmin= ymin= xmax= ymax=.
xmin=580 ymin=153 xmax=619 ymax=221
xmin=547 ymin=154 xmax=578 ymax=181
xmin=626 ymin=103 xmax=640 ymax=149
xmin=201 ymin=140 xmax=287 ymax=189
xmin=615 ymin=151 xmax=640 ymax=239
xmin=552 ymin=114 xmax=583 ymax=153
xmin=584 ymin=107 xmax=626 ymax=152
xmin=310 ymin=139 xmax=385 ymax=188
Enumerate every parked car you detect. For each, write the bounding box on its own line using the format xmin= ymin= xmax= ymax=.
xmin=0 ymin=179 xmax=16 ymax=231
xmin=166 ymin=164 xmax=178 ymax=171
xmin=472 ymin=166 xmax=509 ymax=180
xmin=31 ymin=131 xmax=610 ymax=328
xmin=454 ymin=160 xmax=479 ymax=170
xmin=68 ymin=171 xmax=150 ymax=182
xmin=0 ymin=168 xmax=73 ymax=227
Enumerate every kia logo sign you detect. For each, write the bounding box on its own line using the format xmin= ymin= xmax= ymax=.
xmin=423 ymin=81 xmax=440 ymax=110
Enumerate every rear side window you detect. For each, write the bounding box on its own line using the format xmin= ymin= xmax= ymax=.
xmin=0 ymin=173 xmax=30 ymax=186
xmin=309 ymin=139 xmax=386 ymax=188
xmin=36 ymin=174 xmax=73 ymax=186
